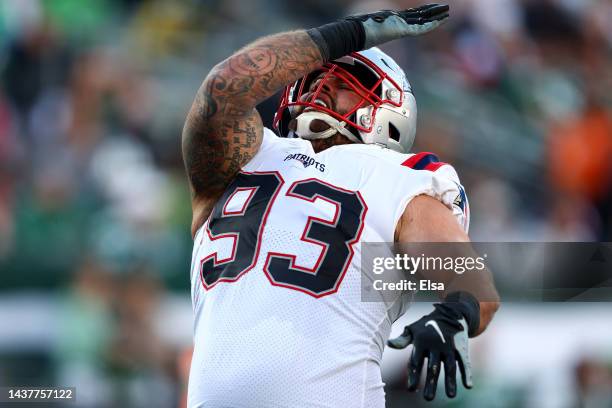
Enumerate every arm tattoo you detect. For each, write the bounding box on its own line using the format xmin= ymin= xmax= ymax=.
xmin=182 ymin=31 xmax=323 ymax=214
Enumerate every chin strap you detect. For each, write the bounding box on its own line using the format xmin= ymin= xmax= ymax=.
xmin=295 ymin=111 xmax=362 ymax=143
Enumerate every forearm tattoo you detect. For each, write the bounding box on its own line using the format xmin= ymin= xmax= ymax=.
xmin=182 ymin=31 xmax=323 ymax=202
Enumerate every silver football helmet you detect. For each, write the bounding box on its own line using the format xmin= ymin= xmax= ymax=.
xmin=274 ymin=47 xmax=417 ymax=153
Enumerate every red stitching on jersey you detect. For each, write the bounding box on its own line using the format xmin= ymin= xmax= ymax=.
xmin=401 ymin=152 xmax=448 ymax=172
xmin=199 ymin=170 xmax=285 ymax=291
xmin=221 ymin=186 xmax=258 ymax=216
xmin=400 ymin=152 xmax=429 ymax=168
xmin=262 ymin=178 xmax=368 ymax=298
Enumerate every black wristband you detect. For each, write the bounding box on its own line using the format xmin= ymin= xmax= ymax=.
xmin=307 ymin=19 xmax=365 ymax=62
xmin=444 ymin=291 xmax=481 ymax=337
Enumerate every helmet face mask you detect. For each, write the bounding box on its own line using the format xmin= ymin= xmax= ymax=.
xmin=274 ymin=47 xmax=417 ymax=153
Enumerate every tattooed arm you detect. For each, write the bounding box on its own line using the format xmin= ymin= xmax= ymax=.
xmin=182 ymin=31 xmax=323 ymax=235
xmin=182 ymin=5 xmax=451 ymax=235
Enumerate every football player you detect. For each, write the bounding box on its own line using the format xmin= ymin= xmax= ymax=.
xmin=182 ymin=4 xmax=499 ymax=407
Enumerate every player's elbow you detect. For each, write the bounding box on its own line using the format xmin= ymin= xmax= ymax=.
xmin=397 ymin=195 xmax=470 ymax=243
xmin=202 ymin=62 xmax=254 ymax=109
xmin=199 ymin=68 xmax=224 ymax=107
xmin=476 ymin=298 xmax=500 ymax=335
xmin=483 ymin=297 xmax=500 ymax=315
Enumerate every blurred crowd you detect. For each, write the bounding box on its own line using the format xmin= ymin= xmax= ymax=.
xmin=0 ymin=0 xmax=611 ymax=407
xmin=53 ymin=260 xmax=182 ymax=407
xmin=1 ymin=0 xmax=611 ymax=280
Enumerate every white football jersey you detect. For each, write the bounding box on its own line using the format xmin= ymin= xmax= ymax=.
xmin=188 ymin=128 xmax=469 ymax=408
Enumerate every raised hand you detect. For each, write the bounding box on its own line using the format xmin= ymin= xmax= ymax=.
xmin=346 ymin=4 xmax=450 ymax=48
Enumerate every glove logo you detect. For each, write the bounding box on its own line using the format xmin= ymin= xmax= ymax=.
xmin=425 ymin=320 xmax=446 ymax=343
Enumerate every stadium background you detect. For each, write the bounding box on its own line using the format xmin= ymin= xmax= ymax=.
xmin=0 ymin=0 xmax=610 ymax=407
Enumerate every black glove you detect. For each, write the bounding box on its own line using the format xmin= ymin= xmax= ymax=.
xmin=387 ymin=293 xmax=479 ymax=401
xmin=348 ymin=4 xmax=450 ymax=48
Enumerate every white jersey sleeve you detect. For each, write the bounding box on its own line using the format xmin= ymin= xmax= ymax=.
xmin=393 ymin=151 xmax=470 ymax=233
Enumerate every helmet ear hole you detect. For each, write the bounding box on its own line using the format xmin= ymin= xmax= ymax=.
xmin=389 ymin=123 xmax=400 ymax=143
